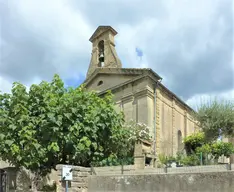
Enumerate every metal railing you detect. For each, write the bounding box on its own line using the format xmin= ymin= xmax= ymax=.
xmin=92 ymin=164 xmax=233 ymax=176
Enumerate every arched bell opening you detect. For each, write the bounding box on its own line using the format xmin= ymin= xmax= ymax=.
xmin=98 ymin=40 xmax=104 ymax=67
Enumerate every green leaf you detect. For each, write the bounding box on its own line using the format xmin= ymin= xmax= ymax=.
xmin=5 ymin=140 xmax=14 ymax=146
xmin=0 ymin=134 xmax=5 ymax=140
xmin=0 ymin=74 xmax=129 ymax=175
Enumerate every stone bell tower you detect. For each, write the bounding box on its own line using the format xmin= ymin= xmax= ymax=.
xmin=86 ymin=26 xmax=122 ymax=78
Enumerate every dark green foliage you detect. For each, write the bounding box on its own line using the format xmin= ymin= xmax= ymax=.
xmin=183 ymin=132 xmax=205 ymax=154
xmin=184 ymin=132 xmax=234 ymax=165
xmin=181 ymin=99 xmax=234 ymax=165
xmin=196 ymin=142 xmax=234 ymax=159
xmin=196 ymin=99 xmax=234 ymax=141
xmin=0 ymin=74 xmax=131 ymax=175
xmin=92 ymin=155 xmax=134 ymax=167
xmin=181 ymin=154 xmax=200 ymax=166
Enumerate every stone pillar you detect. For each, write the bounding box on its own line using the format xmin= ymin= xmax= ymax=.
xmin=134 ymin=141 xmax=145 ymax=169
xmin=56 ymin=165 xmax=92 ymax=192
xmin=230 ymin=155 xmax=234 ymax=164
xmin=155 ymin=89 xmax=161 ymax=155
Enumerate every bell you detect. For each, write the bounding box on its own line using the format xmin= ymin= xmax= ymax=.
xmin=99 ymin=53 xmax=104 ymax=63
xmin=99 ymin=53 xmax=104 ymax=59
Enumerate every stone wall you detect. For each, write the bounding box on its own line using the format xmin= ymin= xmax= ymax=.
xmin=2 ymin=164 xmax=234 ymax=191
xmin=3 ymin=167 xmax=57 ymax=192
xmin=88 ymin=171 xmax=234 ymax=192
xmin=56 ymin=165 xmax=92 ymax=192
xmin=0 ymin=164 xmax=92 ymax=192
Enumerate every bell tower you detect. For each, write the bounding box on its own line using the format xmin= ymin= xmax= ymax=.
xmin=86 ymin=26 xmax=122 ymax=78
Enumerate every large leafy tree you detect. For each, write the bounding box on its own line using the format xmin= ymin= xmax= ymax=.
xmin=0 ymin=74 xmax=130 ymax=175
xmin=195 ymin=99 xmax=234 ymax=141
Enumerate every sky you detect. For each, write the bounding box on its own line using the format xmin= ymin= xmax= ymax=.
xmin=0 ymin=0 xmax=233 ymax=109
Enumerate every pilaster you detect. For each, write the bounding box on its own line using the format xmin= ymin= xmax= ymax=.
xmin=172 ymin=97 xmax=176 ymax=156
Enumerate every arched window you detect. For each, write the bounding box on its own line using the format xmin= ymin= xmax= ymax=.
xmin=98 ymin=40 xmax=104 ymax=67
xmin=177 ymin=130 xmax=183 ymax=152
xmin=97 ymin=80 xmax=103 ymax=86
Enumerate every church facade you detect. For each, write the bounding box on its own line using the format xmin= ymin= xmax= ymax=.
xmin=84 ymin=26 xmax=198 ymax=158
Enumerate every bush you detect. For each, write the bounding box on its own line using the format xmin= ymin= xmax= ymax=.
xmin=158 ymin=154 xmax=169 ymax=166
xmin=184 ymin=132 xmax=205 ymax=154
xmin=92 ymin=154 xmax=134 ymax=167
xmin=211 ymin=142 xmax=234 ymax=159
xmin=181 ymin=154 xmax=200 ymax=166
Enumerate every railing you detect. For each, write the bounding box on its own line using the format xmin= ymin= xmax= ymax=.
xmin=92 ymin=164 xmax=233 ymax=176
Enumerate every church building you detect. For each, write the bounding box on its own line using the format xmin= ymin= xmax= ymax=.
xmin=84 ymin=26 xmax=198 ymax=160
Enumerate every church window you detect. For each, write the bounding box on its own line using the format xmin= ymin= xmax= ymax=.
xmin=97 ymin=80 xmax=103 ymax=86
xmin=98 ymin=40 xmax=104 ymax=67
xmin=177 ymin=130 xmax=183 ymax=152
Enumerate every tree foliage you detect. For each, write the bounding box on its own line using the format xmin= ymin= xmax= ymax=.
xmin=196 ymin=99 xmax=234 ymax=141
xmin=184 ymin=132 xmax=234 ymax=164
xmin=183 ymin=129 xmax=234 ymax=165
xmin=93 ymin=120 xmax=153 ymax=167
xmin=0 ymin=74 xmax=131 ymax=174
xmin=196 ymin=142 xmax=234 ymax=159
xmin=183 ymin=132 xmax=205 ymax=154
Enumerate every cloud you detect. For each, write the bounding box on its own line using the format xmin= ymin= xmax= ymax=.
xmin=0 ymin=0 xmax=233 ymax=106
xmin=0 ymin=76 xmax=12 ymax=93
xmin=0 ymin=0 xmax=92 ymax=84
xmin=186 ymin=89 xmax=234 ymax=111
xmin=114 ymin=0 xmax=233 ymax=99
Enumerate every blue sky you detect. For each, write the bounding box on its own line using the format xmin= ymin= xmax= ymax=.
xmin=0 ymin=0 xmax=233 ymax=109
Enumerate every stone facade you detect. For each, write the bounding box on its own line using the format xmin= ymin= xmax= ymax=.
xmin=84 ymin=26 xmax=198 ymax=160
xmin=86 ymin=26 xmax=122 ymax=78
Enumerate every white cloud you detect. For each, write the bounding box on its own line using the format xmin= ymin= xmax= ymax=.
xmin=14 ymin=0 xmax=92 ymax=52
xmin=0 ymin=76 xmax=12 ymax=93
xmin=0 ymin=0 xmax=233 ymax=107
xmin=1 ymin=0 xmax=93 ymax=82
xmin=186 ymin=89 xmax=234 ymax=111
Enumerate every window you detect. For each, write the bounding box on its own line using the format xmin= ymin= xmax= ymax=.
xmin=97 ymin=80 xmax=103 ymax=86
xmin=177 ymin=130 xmax=183 ymax=152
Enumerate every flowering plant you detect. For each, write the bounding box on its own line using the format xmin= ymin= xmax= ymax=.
xmin=124 ymin=120 xmax=152 ymax=143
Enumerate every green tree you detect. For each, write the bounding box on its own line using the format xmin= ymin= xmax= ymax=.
xmin=183 ymin=132 xmax=205 ymax=154
xmin=210 ymin=142 xmax=234 ymax=159
xmin=195 ymin=99 xmax=234 ymax=141
xmin=196 ymin=141 xmax=234 ymax=163
xmin=92 ymin=120 xmax=152 ymax=167
xmin=0 ymin=74 xmax=131 ymax=176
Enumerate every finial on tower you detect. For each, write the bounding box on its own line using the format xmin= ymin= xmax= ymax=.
xmin=86 ymin=26 xmax=122 ymax=78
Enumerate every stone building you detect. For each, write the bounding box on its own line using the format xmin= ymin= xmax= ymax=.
xmin=84 ymin=26 xmax=198 ymax=160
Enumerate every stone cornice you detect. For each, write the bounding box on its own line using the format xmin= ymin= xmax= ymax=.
xmin=121 ymin=93 xmax=134 ymax=103
xmin=86 ymin=67 xmax=195 ymax=114
xmin=89 ymin=26 xmax=117 ymax=42
xmin=98 ymin=75 xmax=147 ymax=96
xmin=148 ymin=76 xmax=196 ymax=114
xmin=83 ymin=68 xmax=162 ymax=88
xmin=133 ymin=88 xmax=154 ymax=100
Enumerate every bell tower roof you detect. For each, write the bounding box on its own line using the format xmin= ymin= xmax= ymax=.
xmin=86 ymin=25 xmax=122 ymax=78
xmin=89 ymin=26 xmax=118 ymax=42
